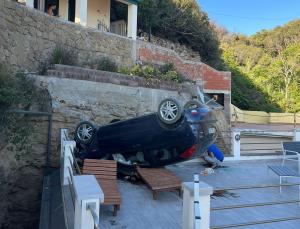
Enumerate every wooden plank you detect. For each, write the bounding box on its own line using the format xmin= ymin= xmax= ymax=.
xmin=83 ymin=163 xmax=117 ymax=168
xmin=84 ymin=159 xmax=117 ymax=164
xmin=137 ymin=167 xmax=182 ymax=196
xmin=103 ymin=200 xmax=121 ymax=205
xmin=82 ymin=159 xmax=121 ymax=215
xmin=95 ymin=175 xmax=116 ymax=180
xmin=83 ymin=169 xmax=117 ymax=176
xmin=83 ymin=166 xmax=117 ymax=172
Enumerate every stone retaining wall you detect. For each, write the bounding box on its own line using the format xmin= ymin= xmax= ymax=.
xmin=0 ymin=116 xmax=49 ymax=228
xmin=0 ymin=0 xmax=135 ymax=71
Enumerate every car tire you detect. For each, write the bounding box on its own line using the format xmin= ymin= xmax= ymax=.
xmin=158 ymin=98 xmax=182 ymax=125
xmin=184 ymin=100 xmax=202 ymax=109
xmin=74 ymin=121 xmax=96 ymax=145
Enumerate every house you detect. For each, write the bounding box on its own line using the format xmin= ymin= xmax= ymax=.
xmin=20 ymin=0 xmax=140 ymax=39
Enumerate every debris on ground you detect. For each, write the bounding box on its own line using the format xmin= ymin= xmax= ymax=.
xmin=200 ymin=168 xmax=214 ymax=176
xmin=211 ymin=189 xmax=240 ymax=199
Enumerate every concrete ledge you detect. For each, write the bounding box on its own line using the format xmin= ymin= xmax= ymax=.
xmin=47 ymin=64 xmax=193 ymax=92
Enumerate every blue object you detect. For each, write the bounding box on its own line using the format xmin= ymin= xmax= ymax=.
xmin=208 ymin=144 xmax=224 ymax=162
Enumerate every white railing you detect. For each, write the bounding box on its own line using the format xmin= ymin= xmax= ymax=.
xmin=230 ymin=129 xmax=300 ymax=161
xmin=193 ymin=174 xmax=201 ymax=229
xmin=110 ymin=20 xmax=127 ymax=37
xmin=182 ymin=177 xmax=213 ymax=229
xmin=61 ymin=129 xmax=104 ymax=229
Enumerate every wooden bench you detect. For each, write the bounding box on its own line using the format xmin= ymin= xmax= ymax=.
xmin=83 ymin=159 xmax=121 ymax=216
xmin=137 ymin=167 xmax=182 ymax=200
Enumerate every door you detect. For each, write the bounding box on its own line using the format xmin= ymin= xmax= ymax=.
xmin=68 ymin=0 xmax=76 ymax=22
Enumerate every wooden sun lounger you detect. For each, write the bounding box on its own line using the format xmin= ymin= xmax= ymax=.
xmin=83 ymin=159 xmax=121 ymax=216
xmin=137 ymin=167 xmax=182 ymax=200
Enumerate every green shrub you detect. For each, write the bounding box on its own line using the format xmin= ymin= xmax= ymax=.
xmin=0 ymin=65 xmax=47 ymax=160
xmin=130 ymin=64 xmax=143 ymax=76
xmin=50 ymin=45 xmax=78 ymax=66
xmin=142 ymin=65 xmax=157 ymax=79
xmin=160 ymin=63 xmax=176 ymax=74
xmin=0 ymin=67 xmax=38 ymax=110
xmin=96 ymin=57 xmax=118 ymax=72
xmin=162 ymin=70 xmax=184 ymax=83
xmin=118 ymin=66 xmax=132 ymax=75
xmin=117 ymin=63 xmax=185 ymax=83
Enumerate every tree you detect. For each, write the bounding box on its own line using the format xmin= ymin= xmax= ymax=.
xmin=219 ymin=19 xmax=300 ymax=112
xmin=276 ymin=44 xmax=300 ymax=111
xmin=138 ymin=0 xmax=222 ymax=68
xmin=138 ymin=0 xmax=173 ymax=42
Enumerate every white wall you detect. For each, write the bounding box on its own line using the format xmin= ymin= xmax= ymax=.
xmin=87 ymin=0 xmax=110 ymax=29
xmin=59 ymin=0 xmax=69 ymax=20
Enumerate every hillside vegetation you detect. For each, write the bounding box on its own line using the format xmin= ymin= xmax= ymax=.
xmin=138 ymin=1 xmax=300 ymax=112
xmin=219 ymin=20 xmax=300 ymax=112
xmin=138 ymin=0 xmax=222 ymax=68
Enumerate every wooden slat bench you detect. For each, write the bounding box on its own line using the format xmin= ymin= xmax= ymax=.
xmin=137 ymin=167 xmax=182 ymax=200
xmin=83 ymin=159 xmax=121 ymax=216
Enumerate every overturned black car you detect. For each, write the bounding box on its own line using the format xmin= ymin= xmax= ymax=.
xmin=75 ymin=98 xmax=218 ymax=175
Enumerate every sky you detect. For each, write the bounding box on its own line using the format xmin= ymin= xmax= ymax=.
xmin=198 ymin=0 xmax=300 ymax=35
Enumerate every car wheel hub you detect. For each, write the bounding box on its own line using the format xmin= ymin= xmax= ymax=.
xmin=160 ymin=101 xmax=178 ymax=121
xmin=78 ymin=124 xmax=93 ymax=140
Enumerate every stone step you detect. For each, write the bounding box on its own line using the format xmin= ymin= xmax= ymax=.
xmin=47 ymin=64 xmax=186 ymax=91
xmin=47 ymin=69 xmax=140 ymax=87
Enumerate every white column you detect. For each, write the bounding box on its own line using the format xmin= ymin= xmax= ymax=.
xmin=38 ymin=0 xmax=45 ymax=11
xmin=26 ymin=0 xmax=34 ymax=8
xmin=293 ymin=129 xmax=300 ymax=141
xmin=75 ymin=0 xmax=88 ymax=26
xmin=127 ymin=4 xmax=137 ymax=40
xmin=232 ymin=130 xmax=241 ymax=160
xmin=73 ymin=175 xmax=104 ymax=229
xmin=182 ymin=182 xmax=213 ymax=229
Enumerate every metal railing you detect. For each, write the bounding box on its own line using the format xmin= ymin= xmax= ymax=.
xmin=97 ymin=19 xmax=109 ymax=32
xmin=110 ymin=20 xmax=127 ymax=36
xmin=230 ymin=129 xmax=300 ymax=160
xmin=211 ymin=182 xmax=300 ymax=229
xmin=239 ymin=131 xmax=293 ymax=155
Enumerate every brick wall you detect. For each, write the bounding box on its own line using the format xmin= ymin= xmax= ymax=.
xmin=137 ymin=43 xmax=231 ymax=92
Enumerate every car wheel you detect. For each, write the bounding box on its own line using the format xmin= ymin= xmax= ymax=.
xmin=158 ymin=98 xmax=182 ymax=124
xmin=74 ymin=121 xmax=96 ymax=144
xmin=184 ymin=100 xmax=202 ymax=109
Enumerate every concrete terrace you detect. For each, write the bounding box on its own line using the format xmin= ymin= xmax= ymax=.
xmin=97 ymin=159 xmax=300 ymax=229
